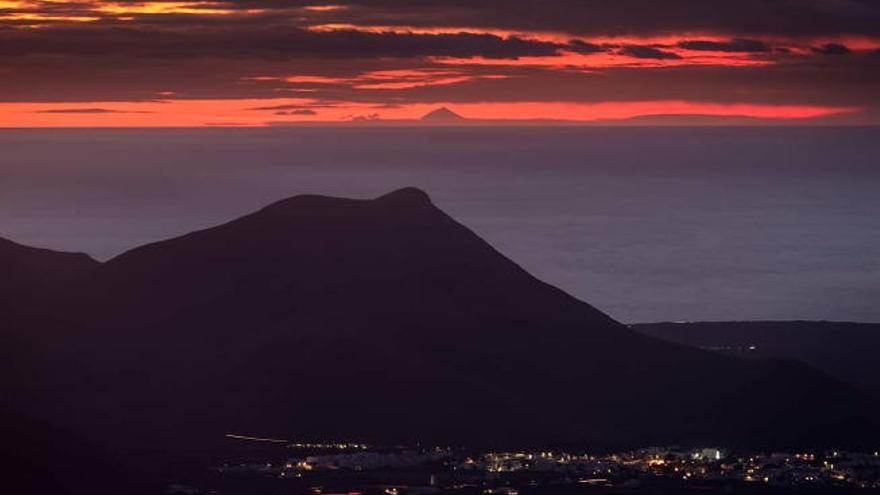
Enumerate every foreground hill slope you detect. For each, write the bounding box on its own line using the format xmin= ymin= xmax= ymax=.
xmin=0 ymin=237 xmax=98 ymax=380
xmin=0 ymin=409 xmax=147 ymax=495
xmin=4 ymin=189 xmax=878 ymax=453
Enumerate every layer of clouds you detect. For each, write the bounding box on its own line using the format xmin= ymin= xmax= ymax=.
xmin=5 ymin=51 xmax=877 ymax=108
xmin=678 ymin=39 xmax=771 ymax=53
xmin=268 ymin=0 xmax=880 ymax=37
xmin=0 ymin=26 xmax=560 ymax=59
xmin=1 ymin=0 xmax=879 ymax=119
xmin=812 ymin=43 xmax=852 ymax=55
xmin=619 ymin=45 xmax=682 ymax=60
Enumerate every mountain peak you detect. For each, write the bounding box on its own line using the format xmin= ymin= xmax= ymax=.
xmin=8 ymin=189 xmax=878 ymax=453
xmin=420 ymin=107 xmax=465 ymax=121
xmin=247 ymin=187 xmax=433 ymax=217
xmin=375 ymin=187 xmax=432 ymax=205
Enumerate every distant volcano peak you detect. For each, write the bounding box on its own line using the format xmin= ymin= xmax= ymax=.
xmin=420 ymin=107 xmax=466 ymax=121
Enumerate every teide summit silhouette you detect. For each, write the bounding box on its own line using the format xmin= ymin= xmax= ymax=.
xmin=420 ymin=107 xmax=466 ymax=122
xmin=2 ymin=188 xmax=877 ymax=456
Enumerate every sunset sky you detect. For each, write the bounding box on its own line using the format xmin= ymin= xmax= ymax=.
xmin=2 ymin=0 xmax=879 ymax=126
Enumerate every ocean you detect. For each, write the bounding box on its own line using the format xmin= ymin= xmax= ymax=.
xmin=1 ymin=126 xmax=878 ymax=323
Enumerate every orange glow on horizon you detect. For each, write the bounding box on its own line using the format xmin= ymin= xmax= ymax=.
xmin=301 ymin=5 xmax=346 ymax=12
xmin=95 ymin=1 xmax=238 ymax=15
xmin=0 ymin=99 xmax=858 ymax=127
xmin=0 ymin=12 xmax=99 ymax=22
xmin=0 ymin=0 xmax=258 ymax=22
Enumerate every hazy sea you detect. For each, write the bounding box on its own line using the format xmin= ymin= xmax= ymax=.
xmin=1 ymin=126 xmax=878 ymax=323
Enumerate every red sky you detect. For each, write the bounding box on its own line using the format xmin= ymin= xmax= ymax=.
xmin=2 ymin=1 xmax=879 ymax=126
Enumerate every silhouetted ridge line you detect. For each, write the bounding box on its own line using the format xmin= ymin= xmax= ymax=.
xmin=375 ymin=186 xmax=433 ymax=205
xmin=0 ymin=235 xmax=99 ymax=310
xmin=0 ymin=235 xmax=97 ymax=266
xmin=1 ymin=188 xmax=878 ymax=462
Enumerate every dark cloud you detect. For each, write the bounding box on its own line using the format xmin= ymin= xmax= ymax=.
xmin=284 ymin=0 xmax=880 ymax=37
xmin=349 ymin=113 xmax=381 ymax=121
xmin=204 ymin=121 xmax=253 ymax=126
xmin=677 ymin=39 xmax=770 ymax=53
xmin=0 ymin=26 xmax=561 ymax=59
xmin=274 ymin=109 xmax=317 ymax=115
xmin=5 ymin=1 xmax=880 ymax=40
xmin=33 ymin=107 xmax=151 ymax=114
xmin=567 ymin=40 xmax=609 ymax=54
xmin=250 ymin=103 xmax=339 ymax=111
xmin=8 ymin=1 xmax=880 ymax=38
xmin=619 ymin=45 xmax=681 ymax=60
xmin=812 ymin=43 xmax=851 ymax=55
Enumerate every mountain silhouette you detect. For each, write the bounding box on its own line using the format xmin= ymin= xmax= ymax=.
xmin=2 ymin=189 xmax=877 ymax=460
xmin=635 ymin=321 xmax=880 ymax=398
xmin=0 ymin=236 xmax=97 ymax=304
xmin=0 ymin=237 xmax=98 ymax=371
xmin=420 ymin=107 xmax=466 ymax=121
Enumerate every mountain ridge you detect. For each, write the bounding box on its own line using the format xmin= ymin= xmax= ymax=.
xmin=2 ymin=188 xmax=878 ymax=458
xmin=634 ymin=320 xmax=880 ymax=399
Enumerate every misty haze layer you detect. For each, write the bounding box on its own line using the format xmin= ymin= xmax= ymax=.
xmin=1 ymin=127 xmax=878 ymax=323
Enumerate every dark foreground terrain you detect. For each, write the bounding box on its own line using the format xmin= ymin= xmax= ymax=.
xmin=2 ymin=189 xmax=878 ymax=494
xmin=633 ymin=321 xmax=880 ymax=398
